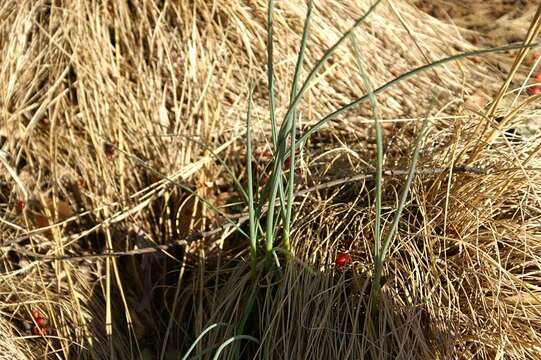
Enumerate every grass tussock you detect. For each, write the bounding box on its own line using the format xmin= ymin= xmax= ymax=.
xmin=1 ymin=0 xmax=541 ymax=359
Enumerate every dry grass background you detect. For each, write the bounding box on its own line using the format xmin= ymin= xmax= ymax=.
xmin=1 ymin=0 xmax=541 ymax=359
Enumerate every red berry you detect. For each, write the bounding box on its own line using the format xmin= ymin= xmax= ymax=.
xmin=534 ymin=74 xmax=541 ymax=83
xmin=16 ymin=200 xmax=25 ymax=210
xmin=335 ymin=251 xmax=352 ymax=269
xmin=36 ymin=317 xmax=49 ymax=327
xmin=31 ymin=325 xmax=49 ymax=336
xmin=530 ymin=85 xmax=541 ymax=95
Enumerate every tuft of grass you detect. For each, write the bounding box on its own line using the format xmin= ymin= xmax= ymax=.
xmin=254 ymin=0 xmax=382 ymax=263
xmin=2 ymin=1 xmax=541 ymax=359
xmin=248 ymin=0 xmax=538 ymax=271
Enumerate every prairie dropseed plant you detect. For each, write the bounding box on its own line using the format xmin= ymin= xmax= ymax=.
xmin=249 ymin=0 xmax=537 ymax=277
xmin=2 ymin=1 xmax=541 ymax=359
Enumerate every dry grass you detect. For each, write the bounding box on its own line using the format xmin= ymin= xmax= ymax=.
xmin=1 ymin=0 xmax=540 ymax=359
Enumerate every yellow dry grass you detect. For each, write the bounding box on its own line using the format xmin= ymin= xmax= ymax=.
xmin=0 ymin=0 xmax=540 ymax=359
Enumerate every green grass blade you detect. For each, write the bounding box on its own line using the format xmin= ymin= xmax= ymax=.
xmin=278 ymin=0 xmax=314 ymax=140
xmin=283 ymin=0 xmax=314 ymax=251
xmin=264 ymin=162 xmax=281 ymax=254
xmin=125 ymin=132 xmax=250 ymax=205
xmin=350 ymin=33 xmax=383 ymax=261
xmin=261 ymin=0 xmax=285 ymax=257
xmin=370 ymin=95 xmax=437 ymax=315
xmin=246 ymin=86 xmax=257 ymax=272
xmin=108 ymin=141 xmax=248 ymax=239
xmin=283 ymin=112 xmax=296 ymax=253
xmin=296 ymin=42 xmax=539 ymax=147
xmin=276 ymin=0 xmax=384 ymax=144
xmin=267 ymin=0 xmax=278 ymax=148
xmin=278 ymin=177 xmax=287 ymax=227
xmin=261 ymin=0 xmax=383 ymax=229
xmin=172 ymin=134 xmax=250 ymax=204
xmin=380 ymin=99 xmax=434 ymax=260
xmin=212 ymin=335 xmax=259 ymax=360
xmin=181 ymin=323 xmax=226 ymax=360
xmin=289 ymin=0 xmax=313 ymax=103
xmin=187 ymin=345 xmax=219 ymax=360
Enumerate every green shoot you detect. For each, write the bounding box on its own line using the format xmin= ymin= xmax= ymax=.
xmin=262 ymin=0 xmax=379 ymax=259
xmin=276 ymin=0 xmax=385 ymax=146
xmin=349 ymin=33 xmax=383 ymax=269
xmin=283 ymin=0 xmax=314 ymax=252
xmin=246 ymin=86 xmax=257 ymax=274
xmin=267 ymin=0 xmax=278 ymax=148
xmin=370 ymin=96 xmax=436 ymax=315
xmin=264 ymin=0 xmax=280 ymax=257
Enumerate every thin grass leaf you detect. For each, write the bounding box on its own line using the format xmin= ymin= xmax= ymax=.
xmin=296 ymin=42 xmax=540 ymax=147
xmin=267 ymin=0 xmax=278 ymax=148
xmin=190 ymin=141 xmax=249 ymax=204
xmin=187 ymin=345 xmax=219 ymax=360
xmin=246 ymin=86 xmax=257 ymax=273
xmin=264 ymin=0 xmax=279 ymax=216
xmin=350 ymin=33 xmax=383 ymax=261
xmin=283 ymin=0 xmax=314 ymax=251
xmin=370 ymin=95 xmax=437 ymax=314
xmin=181 ymin=323 xmax=226 ymax=360
xmin=278 ymin=177 xmax=287 ymax=227
xmin=262 ymin=0 xmax=383 ymax=252
xmin=212 ymin=335 xmax=259 ymax=360
xmin=104 ymin=132 xmax=250 ymax=205
xmin=264 ymin=163 xmax=281 ymax=254
xmin=263 ymin=0 xmax=288 ymax=254
xmin=282 ymin=114 xmax=296 ymax=253
xmin=276 ymin=0 xmax=385 ymax=144
xmin=148 ymin=133 xmax=250 ymax=204
xmin=289 ymin=0 xmax=313 ymax=103
xmin=278 ymin=0 xmax=314 ymax=139
xmin=380 ymin=99 xmax=434 ymax=260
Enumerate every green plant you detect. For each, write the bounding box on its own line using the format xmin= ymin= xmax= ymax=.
xmin=245 ymin=0 xmax=536 ymax=273
xmin=248 ymin=0 xmax=539 ymax=317
xmin=244 ymin=0 xmax=384 ymax=268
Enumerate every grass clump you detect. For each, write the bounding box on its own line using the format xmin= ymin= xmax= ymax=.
xmin=1 ymin=1 xmax=541 ymax=359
